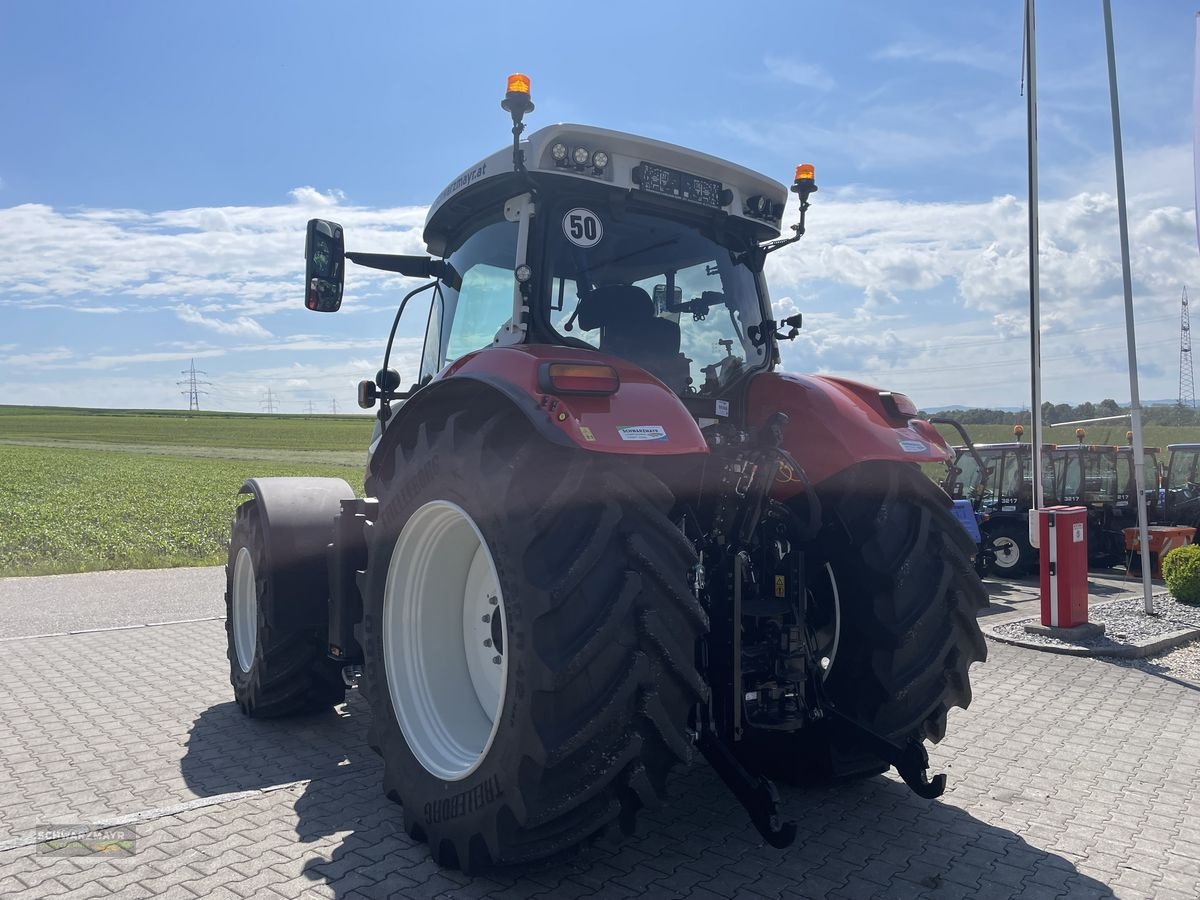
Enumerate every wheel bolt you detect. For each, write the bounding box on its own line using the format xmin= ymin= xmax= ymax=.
xmin=492 ymin=655 xmax=502 ymax=665
xmin=482 ymin=613 xmax=491 ymax=623
xmin=488 ymin=595 xmax=498 ymax=605
xmin=483 ymin=638 xmax=492 ymax=648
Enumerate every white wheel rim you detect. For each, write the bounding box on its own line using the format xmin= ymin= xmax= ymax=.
xmin=807 ymin=562 xmax=842 ymax=680
xmin=231 ymin=546 xmax=257 ymax=673
xmin=382 ymin=500 xmax=508 ymax=781
xmin=992 ymin=536 xmax=1021 ymax=569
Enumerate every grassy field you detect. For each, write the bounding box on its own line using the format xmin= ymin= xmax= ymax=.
xmin=0 ymin=404 xmax=374 ymax=450
xmin=3 ymin=404 xmax=1200 ymax=577
xmin=930 ymin=422 xmax=1200 ymax=450
xmin=0 ymin=406 xmax=369 ymax=577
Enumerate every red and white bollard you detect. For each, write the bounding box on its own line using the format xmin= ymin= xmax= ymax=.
xmin=1037 ymin=506 xmax=1089 ymax=628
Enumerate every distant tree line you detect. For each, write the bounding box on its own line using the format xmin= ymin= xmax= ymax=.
xmin=921 ymin=401 xmax=1200 ymax=427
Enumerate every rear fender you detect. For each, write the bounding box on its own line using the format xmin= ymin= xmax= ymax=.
xmin=746 ymin=373 xmax=951 ymax=495
xmin=237 ymin=477 xmax=354 ymax=628
xmin=377 ymin=345 xmax=708 ymax=458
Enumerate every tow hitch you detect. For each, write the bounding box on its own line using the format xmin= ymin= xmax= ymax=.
xmin=827 ymin=710 xmax=947 ymax=800
xmin=696 ymin=730 xmax=797 ymax=848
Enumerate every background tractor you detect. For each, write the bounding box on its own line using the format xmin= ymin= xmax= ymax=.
xmin=224 ymin=76 xmax=987 ymax=872
xmin=1051 ymin=437 xmax=1160 ymax=568
xmin=1160 ymin=443 xmax=1200 ymax=530
xmin=941 ymin=425 xmax=1056 ymax=578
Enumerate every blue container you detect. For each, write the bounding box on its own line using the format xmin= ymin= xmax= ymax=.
xmin=951 ymin=499 xmax=982 ymax=543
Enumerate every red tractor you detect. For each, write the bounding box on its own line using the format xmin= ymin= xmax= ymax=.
xmin=225 ymin=76 xmax=987 ymax=871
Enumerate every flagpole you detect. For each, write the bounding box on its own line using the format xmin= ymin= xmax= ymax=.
xmin=1194 ymin=12 xmax=1200 ymax=254
xmin=1102 ymin=0 xmax=1154 ymax=615
xmin=1026 ymin=0 xmax=1045 ymax=520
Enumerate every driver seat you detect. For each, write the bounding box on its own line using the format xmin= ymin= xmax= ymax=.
xmin=575 ymin=285 xmax=687 ymax=389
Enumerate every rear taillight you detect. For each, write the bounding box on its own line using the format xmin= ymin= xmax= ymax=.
xmin=538 ymin=362 xmax=620 ymax=395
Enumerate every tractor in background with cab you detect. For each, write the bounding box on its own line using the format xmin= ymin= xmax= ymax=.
xmin=224 ymin=75 xmax=987 ymax=872
xmin=941 ymin=424 xmax=1055 ymax=578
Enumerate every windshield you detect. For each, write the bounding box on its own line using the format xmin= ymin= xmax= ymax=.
xmin=1169 ymin=450 xmax=1199 ymax=490
xmin=1057 ymin=449 xmax=1118 ymax=503
xmin=539 ymin=200 xmax=767 ymax=395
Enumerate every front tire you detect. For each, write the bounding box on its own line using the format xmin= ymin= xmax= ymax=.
xmin=984 ymin=521 xmax=1035 ymax=578
xmin=224 ymin=500 xmax=346 ymax=717
xmin=361 ymin=410 xmax=708 ymax=872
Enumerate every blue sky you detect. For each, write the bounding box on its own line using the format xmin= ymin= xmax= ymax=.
xmin=2 ymin=0 xmax=1199 ymax=412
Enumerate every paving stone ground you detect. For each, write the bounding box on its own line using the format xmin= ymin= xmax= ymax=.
xmin=1 ymin=575 xmax=1199 ymax=898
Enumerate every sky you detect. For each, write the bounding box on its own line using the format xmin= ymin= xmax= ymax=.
xmin=2 ymin=0 xmax=1199 ymax=413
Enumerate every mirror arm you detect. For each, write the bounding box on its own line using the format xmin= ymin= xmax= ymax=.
xmin=346 ymin=252 xmax=453 ymax=281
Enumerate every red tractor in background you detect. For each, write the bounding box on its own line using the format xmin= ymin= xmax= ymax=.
xmin=224 ymin=76 xmax=987 ymax=872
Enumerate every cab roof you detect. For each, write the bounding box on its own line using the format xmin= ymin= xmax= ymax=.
xmin=423 ymin=123 xmax=788 ymax=255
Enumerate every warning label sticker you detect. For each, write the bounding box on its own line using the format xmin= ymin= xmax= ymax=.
xmin=617 ymin=425 xmax=668 ymax=442
xmin=898 ymin=439 xmax=927 ymax=453
xmin=1073 ymin=523 xmax=1085 ymax=543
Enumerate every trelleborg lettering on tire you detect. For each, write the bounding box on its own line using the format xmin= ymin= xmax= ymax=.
xmin=424 ymin=775 xmax=504 ymax=824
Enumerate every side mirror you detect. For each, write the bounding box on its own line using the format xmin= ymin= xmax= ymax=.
xmin=305 ymin=219 xmax=345 ymax=312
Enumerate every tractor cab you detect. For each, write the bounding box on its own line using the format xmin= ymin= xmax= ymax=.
xmin=1164 ymin=443 xmax=1200 ymax=528
xmin=946 ymin=442 xmax=1057 ymax=515
xmin=1049 ymin=443 xmax=1159 ymax=567
xmin=412 ymin=123 xmax=790 ymax=403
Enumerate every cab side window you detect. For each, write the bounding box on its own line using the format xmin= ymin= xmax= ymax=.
xmin=439 ymin=219 xmax=519 ymax=366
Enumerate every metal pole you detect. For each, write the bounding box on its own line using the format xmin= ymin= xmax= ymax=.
xmin=1026 ymin=0 xmax=1045 ymax=516
xmin=1103 ymin=0 xmax=1154 ymax=615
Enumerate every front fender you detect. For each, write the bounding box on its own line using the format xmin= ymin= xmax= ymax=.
xmin=382 ymin=345 xmax=708 ymax=457
xmin=746 ymin=372 xmax=951 ymax=494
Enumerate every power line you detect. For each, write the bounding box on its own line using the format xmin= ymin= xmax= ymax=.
xmin=330 ymin=398 xmax=339 ymax=414
xmin=1180 ymin=286 xmax=1195 ymax=408
xmin=261 ymin=387 xmax=278 ymax=414
xmin=177 ymin=358 xmax=211 ymax=412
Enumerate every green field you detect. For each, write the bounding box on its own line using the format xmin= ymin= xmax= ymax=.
xmin=0 ymin=406 xmax=369 ymax=577
xmin=3 ymin=404 xmax=1200 ymax=578
xmin=0 ymin=405 xmax=374 ymax=450
xmin=930 ymin=422 xmax=1200 ymax=451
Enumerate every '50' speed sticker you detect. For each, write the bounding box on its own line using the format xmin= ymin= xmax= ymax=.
xmin=562 ymin=208 xmax=603 ymax=248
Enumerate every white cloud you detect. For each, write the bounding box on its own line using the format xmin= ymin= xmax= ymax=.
xmin=0 ymin=347 xmax=74 ymax=368
xmin=763 ymin=56 xmax=835 ymax=91
xmin=175 ymin=304 xmax=272 ymax=338
xmin=288 ymin=186 xmax=346 ymax=207
xmin=1 ymin=170 xmax=1195 ymax=408
xmin=874 ymin=39 xmax=1011 ymax=75
xmin=0 ymin=191 xmax=429 ymax=316
xmin=719 ymin=98 xmax=1026 ymax=170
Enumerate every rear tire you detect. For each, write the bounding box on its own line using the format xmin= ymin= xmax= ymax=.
xmin=984 ymin=521 xmax=1034 ymax=578
xmin=224 ymin=500 xmax=346 ymax=717
xmin=743 ymin=462 xmax=987 ymax=782
xmin=361 ymin=409 xmax=707 ymax=872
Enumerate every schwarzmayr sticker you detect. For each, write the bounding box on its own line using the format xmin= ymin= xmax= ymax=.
xmin=617 ymin=425 xmax=668 ymax=442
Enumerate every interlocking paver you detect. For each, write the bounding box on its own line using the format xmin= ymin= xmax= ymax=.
xmin=1 ymin=606 xmax=1199 ymax=897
